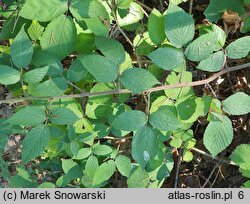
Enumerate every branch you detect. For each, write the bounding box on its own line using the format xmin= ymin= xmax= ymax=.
xmin=0 ymin=62 xmax=249 ymax=105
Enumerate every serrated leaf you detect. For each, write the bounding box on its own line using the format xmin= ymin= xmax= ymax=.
xmin=40 ymin=15 xmax=76 ymax=59
xmin=117 ymin=2 xmax=144 ymax=27
xmin=148 ymin=9 xmax=166 ymax=44
xmin=22 ymin=125 xmax=50 ymax=163
xmin=9 ymin=106 xmax=46 ymax=127
xmin=197 ymin=51 xmax=225 ymax=72
xmin=121 ymin=68 xmax=159 ymax=94
xmin=112 ymin=110 xmax=147 ymax=131
xmin=70 ymin=0 xmax=109 ymax=21
xmin=148 ymin=47 xmax=184 ymax=70
xmin=222 ymin=92 xmax=250 ymax=115
xmin=79 ymin=54 xmax=118 ymax=83
xmin=115 ymin=0 xmax=132 ymax=9
xmin=95 ymin=36 xmax=125 ymax=65
xmin=241 ymin=16 xmax=250 ymax=33
xmin=28 ymin=20 xmax=44 ymax=41
xmin=149 ymin=106 xmax=181 ymax=131
xmin=75 ymin=33 xmax=96 ymax=54
xmin=93 ymin=160 xmax=116 ymax=186
xmin=115 ymin=155 xmax=131 ymax=177
xmin=23 ymin=66 xmax=49 ymax=84
xmin=67 ymin=58 xmax=89 ymax=82
xmin=204 ymin=115 xmax=233 ymax=157
xmin=0 ymin=65 xmax=20 ymax=85
xmin=185 ymin=33 xmax=217 ymax=61
xmin=85 ymin=155 xmax=99 ymax=177
xmin=73 ymin=148 xmax=92 ymax=160
xmin=92 ymin=144 xmax=113 ymax=156
xmin=164 ymin=71 xmax=193 ymax=99
xmin=226 ymin=36 xmax=250 ymax=59
xmin=10 ymin=168 xmax=37 ymax=188
xmin=164 ymin=5 xmax=195 ymax=48
xmin=11 ymin=26 xmax=33 ymax=68
xmin=19 ymin=0 xmax=68 ymax=22
xmin=85 ymin=17 xmax=109 ymax=37
xmin=49 ymin=107 xmax=79 ymax=125
xmin=132 ymin=126 xmax=159 ymax=168
xmin=230 ymin=144 xmax=250 ymax=171
xmin=28 ymin=77 xmax=68 ymax=97
xmin=127 ymin=167 xmax=149 ymax=188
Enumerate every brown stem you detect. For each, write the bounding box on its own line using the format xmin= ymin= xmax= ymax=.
xmin=0 ymin=62 xmax=249 ymax=105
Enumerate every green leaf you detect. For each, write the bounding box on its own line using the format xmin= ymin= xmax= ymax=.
xmin=70 ymin=0 xmax=109 ymax=21
xmin=22 ymin=125 xmax=50 ymax=163
xmin=176 ymin=96 xmax=205 ymax=123
xmin=95 ymin=36 xmax=125 ymax=65
xmin=197 ymin=51 xmax=225 ymax=72
xmin=204 ymin=115 xmax=233 ymax=157
xmin=40 ymin=15 xmax=76 ymax=59
xmin=185 ymin=33 xmax=217 ymax=61
xmin=164 ymin=4 xmax=195 ymax=48
xmin=121 ymin=68 xmax=159 ymax=94
xmin=148 ymin=9 xmax=166 ymax=45
xmin=222 ymin=92 xmax=250 ymax=115
xmin=115 ymin=0 xmax=132 ymax=9
xmin=85 ymin=17 xmax=109 ymax=37
xmin=204 ymin=0 xmax=245 ymax=22
xmin=93 ymin=160 xmax=116 ymax=186
xmin=85 ymin=155 xmax=99 ymax=177
xmin=23 ymin=66 xmax=49 ymax=84
xmin=148 ymin=47 xmax=184 ymax=70
xmin=9 ymin=106 xmax=46 ymax=127
xmin=10 ymin=167 xmax=37 ymax=188
xmin=28 ymin=77 xmax=68 ymax=97
xmin=75 ymin=33 xmax=96 ymax=54
xmin=149 ymin=106 xmax=181 ymax=131
xmin=244 ymin=0 xmax=250 ymax=4
xmin=28 ymin=20 xmax=44 ymax=41
xmin=117 ymin=2 xmax=144 ymax=27
xmin=164 ymin=71 xmax=193 ymax=99
xmin=127 ymin=167 xmax=149 ymax=188
xmin=73 ymin=148 xmax=92 ymax=160
xmin=11 ymin=26 xmax=33 ymax=68
xmin=115 ymin=155 xmax=131 ymax=177
xmin=226 ymin=36 xmax=250 ymax=59
xmin=112 ymin=110 xmax=147 ymax=131
xmin=92 ymin=144 xmax=113 ymax=156
xmin=49 ymin=107 xmax=79 ymax=125
xmin=230 ymin=144 xmax=250 ymax=170
xmin=38 ymin=182 xmax=56 ymax=188
xmin=0 ymin=65 xmax=20 ymax=85
xmin=67 ymin=58 xmax=89 ymax=82
xmin=79 ymin=54 xmax=118 ymax=83
xmin=241 ymin=16 xmax=250 ymax=33
xmin=19 ymin=0 xmax=68 ymax=22
xmin=132 ymin=126 xmax=159 ymax=168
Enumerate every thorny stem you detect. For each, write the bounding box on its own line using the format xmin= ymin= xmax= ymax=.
xmin=1 ymin=62 xmax=249 ymax=104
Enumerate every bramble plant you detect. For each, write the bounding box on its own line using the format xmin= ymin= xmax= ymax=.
xmin=0 ymin=0 xmax=250 ymax=188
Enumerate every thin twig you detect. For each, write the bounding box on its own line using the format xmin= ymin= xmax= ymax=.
xmin=136 ymin=1 xmax=153 ymax=12
xmin=174 ymin=148 xmax=183 ymax=188
xmin=202 ymin=161 xmax=221 ymax=188
xmin=189 ymin=0 xmax=194 ymax=15
xmin=191 ymin=147 xmax=237 ymax=166
xmin=0 ymin=62 xmax=249 ymax=104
